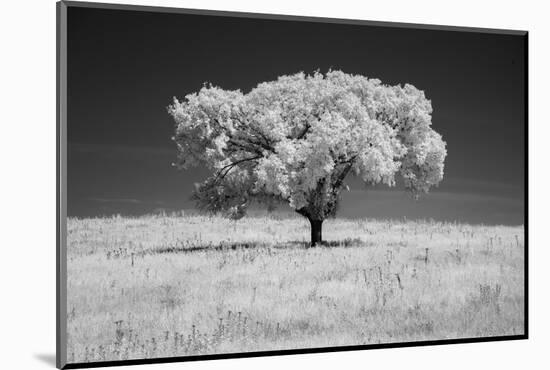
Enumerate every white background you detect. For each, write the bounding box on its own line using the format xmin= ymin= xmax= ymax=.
xmin=0 ymin=0 xmax=547 ymax=369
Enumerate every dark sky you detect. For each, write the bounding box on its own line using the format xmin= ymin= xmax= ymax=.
xmin=67 ymin=6 xmax=526 ymax=225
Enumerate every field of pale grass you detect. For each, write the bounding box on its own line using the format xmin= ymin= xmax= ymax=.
xmin=66 ymin=213 xmax=524 ymax=363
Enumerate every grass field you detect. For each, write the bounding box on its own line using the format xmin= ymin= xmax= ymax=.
xmin=66 ymin=213 xmax=524 ymax=363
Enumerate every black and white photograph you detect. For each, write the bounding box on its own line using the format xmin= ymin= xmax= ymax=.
xmin=57 ymin=1 xmax=526 ymax=368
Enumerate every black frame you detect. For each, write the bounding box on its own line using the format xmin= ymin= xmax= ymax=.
xmin=56 ymin=1 xmax=529 ymax=369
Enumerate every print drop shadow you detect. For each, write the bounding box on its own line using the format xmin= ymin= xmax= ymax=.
xmin=33 ymin=353 xmax=56 ymax=366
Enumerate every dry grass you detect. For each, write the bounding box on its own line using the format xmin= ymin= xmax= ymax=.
xmin=66 ymin=213 xmax=524 ymax=363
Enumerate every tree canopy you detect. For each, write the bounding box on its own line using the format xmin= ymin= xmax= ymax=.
xmin=168 ymin=70 xmax=447 ymax=226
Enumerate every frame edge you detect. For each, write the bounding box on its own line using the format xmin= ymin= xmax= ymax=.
xmin=61 ymin=0 xmax=527 ymax=35
xmin=57 ymin=1 xmax=68 ymax=369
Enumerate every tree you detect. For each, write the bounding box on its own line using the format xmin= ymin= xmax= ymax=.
xmin=168 ymin=70 xmax=447 ymax=246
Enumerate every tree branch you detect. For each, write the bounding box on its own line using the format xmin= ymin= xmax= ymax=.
xmin=249 ymin=125 xmax=275 ymax=150
xmin=215 ymin=155 xmax=261 ymax=181
xmin=295 ymin=207 xmax=310 ymax=218
xmin=332 ymin=161 xmax=354 ymax=190
xmin=227 ymin=139 xmax=263 ymax=155
xmin=323 ymin=158 xmax=357 ymax=218
xmin=337 ymin=154 xmax=358 ymax=165
xmin=288 ymin=123 xmax=310 ymax=140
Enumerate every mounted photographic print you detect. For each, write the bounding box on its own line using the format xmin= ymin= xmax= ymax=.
xmin=56 ymin=1 xmax=528 ymax=368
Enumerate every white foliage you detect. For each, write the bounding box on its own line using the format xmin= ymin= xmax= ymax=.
xmin=168 ymin=71 xmax=447 ymax=219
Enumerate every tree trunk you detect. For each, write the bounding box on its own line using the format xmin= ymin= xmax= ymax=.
xmin=309 ymin=218 xmax=323 ymax=247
